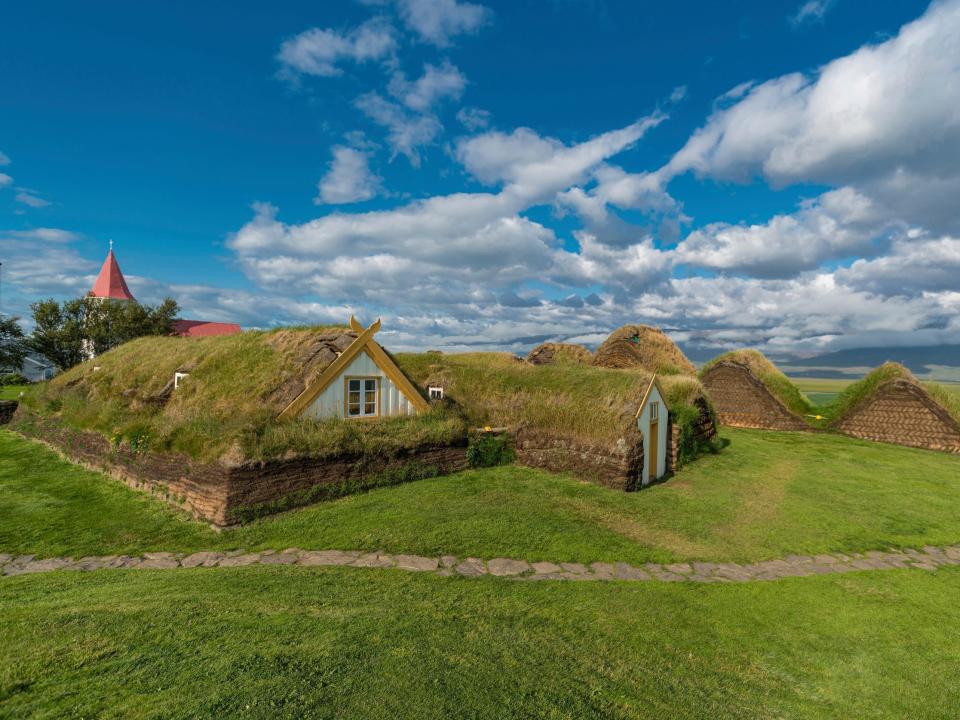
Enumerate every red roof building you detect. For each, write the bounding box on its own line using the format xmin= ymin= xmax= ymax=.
xmin=171 ymin=320 xmax=242 ymax=338
xmin=89 ymin=245 xmax=136 ymax=301
xmin=88 ymin=245 xmax=242 ymax=339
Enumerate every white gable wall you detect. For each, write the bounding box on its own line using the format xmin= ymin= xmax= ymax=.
xmin=636 ymin=384 xmax=669 ymax=486
xmin=302 ymin=349 xmax=417 ymax=420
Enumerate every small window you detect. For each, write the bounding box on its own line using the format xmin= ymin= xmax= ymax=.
xmin=347 ymin=377 xmax=379 ymax=417
xmin=428 ymin=386 xmax=444 ymax=400
xmin=649 ymin=401 xmax=659 ymax=421
xmin=174 ymin=372 xmax=190 ymax=389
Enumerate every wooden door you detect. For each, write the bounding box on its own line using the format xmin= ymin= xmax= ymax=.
xmin=648 ymin=401 xmax=659 ymax=482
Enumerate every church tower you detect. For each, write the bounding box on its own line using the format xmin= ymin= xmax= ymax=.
xmin=88 ymin=241 xmax=136 ymax=302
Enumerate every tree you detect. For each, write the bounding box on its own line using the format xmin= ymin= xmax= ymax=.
xmin=29 ymin=296 xmax=180 ymax=370
xmin=0 ymin=315 xmax=26 ymax=371
xmin=28 ymin=299 xmax=88 ymax=371
xmin=85 ymin=297 xmax=180 ymax=356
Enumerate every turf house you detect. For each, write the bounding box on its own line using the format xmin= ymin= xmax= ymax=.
xmin=592 ymin=324 xmax=698 ymax=375
xmin=396 ymin=351 xmax=717 ymax=490
xmin=9 ymin=320 xmax=468 ymax=526
xmin=830 ymin=363 xmax=960 ymax=454
xmin=699 ymin=350 xmax=814 ymax=431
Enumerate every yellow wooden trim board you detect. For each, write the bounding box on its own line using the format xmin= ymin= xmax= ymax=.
xmin=364 ymin=338 xmax=430 ymax=413
xmin=635 ymin=374 xmax=670 ymax=419
xmin=278 ymin=317 xmax=428 ymax=420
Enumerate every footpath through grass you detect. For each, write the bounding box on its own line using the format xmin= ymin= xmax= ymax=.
xmin=2 ymin=565 xmax=960 ymax=719
xmin=4 ymin=428 xmax=960 ymax=564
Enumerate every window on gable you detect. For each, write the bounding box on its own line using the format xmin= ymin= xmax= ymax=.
xmin=347 ymin=377 xmax=379 ymax=417
xmin=649 ymin=401 xmax=659 ymax=421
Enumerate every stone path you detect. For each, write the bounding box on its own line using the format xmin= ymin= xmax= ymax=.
xmin=2 ymin=544 xmax=960 ymax=582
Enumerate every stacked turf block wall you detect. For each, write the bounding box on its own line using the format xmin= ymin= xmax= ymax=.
xmin=10 ymin=410 xmax=468 ymax=526
xmin=700 ymin=362 xmax=809 ymax=431
xmin=834 ymin=379 xmax=960 ymax=454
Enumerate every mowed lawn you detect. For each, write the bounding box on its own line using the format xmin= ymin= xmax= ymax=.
xmin=2 ymin=565 xmax=960 ymax=719
xmin=0 ymin=385 xmax=27 ymax=401
xmin=3 ymin=427 xmax=960 ymax=564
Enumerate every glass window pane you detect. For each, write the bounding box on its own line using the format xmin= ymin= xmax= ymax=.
xmin=349 ymin=379 xmax=361 ymax=392
xmin=364 ymin=402 xmax=376 ymax=415
xmin=365 ymin=379 xmax=376 ymax=392
xmin=347 ymin=403 xmax=360 ymax=416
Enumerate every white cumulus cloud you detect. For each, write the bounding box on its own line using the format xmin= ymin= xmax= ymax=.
xmin=396 ymin=0 xmax=491 ymax=46
xmin=664 ymin=0 xmax=960 ymax=233
xmin=277 ymin=17 xmax=397 ymax=78
xmin=316 ymin=146 xmax=382 ymax=204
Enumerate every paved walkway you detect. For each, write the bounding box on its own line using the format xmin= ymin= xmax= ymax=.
xmin=3 ymin=544 xmax=960 ymax=582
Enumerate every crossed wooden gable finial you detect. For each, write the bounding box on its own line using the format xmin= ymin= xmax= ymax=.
xmin=278 ymin=316 xmax=427 ymax=421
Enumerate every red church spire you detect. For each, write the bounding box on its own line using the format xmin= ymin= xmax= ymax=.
xmin=89 ymin=241 xmax=136 ymax=302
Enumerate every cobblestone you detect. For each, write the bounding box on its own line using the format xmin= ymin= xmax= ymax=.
xmin=3 ymin=544 xmax=958 ymax=582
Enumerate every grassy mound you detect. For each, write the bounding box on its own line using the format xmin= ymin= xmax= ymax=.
xmin=526 ymin=342 xmax=593 ymax=366
xmin=19 ymin=327 xmax=465 ymax=463
xmin=592 ymin=324 xmax=696 ymax=375
xmin=700 ymin=349 xmax=814 ymax=418
xmin=828 ymin=362 xmax=960 ymax=425
xmin=396 ymin=352 xmax=709 ymax=446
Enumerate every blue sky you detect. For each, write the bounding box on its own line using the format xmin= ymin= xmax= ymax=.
xmin=1 ymin=0 xmax=957 ymax=356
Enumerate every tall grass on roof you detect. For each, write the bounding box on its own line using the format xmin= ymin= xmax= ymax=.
xmin=20 ymin=327 xmax=465 ymax=463
xmin=396 ymin=351 xmax=709 ymax=445
xmin=526 ymin=342 xmax=593 ymax=366
xmin=592 ymin=325 xmax=697 ymax=375
xmin=827 ymin=362 xmax=960 ymax=425
xmin=700 ymin=349 xmax=814 ymax=418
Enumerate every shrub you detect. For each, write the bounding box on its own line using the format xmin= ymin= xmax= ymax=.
xmin=0 ymin=372 xmax=29 ymax=386
xmin=467 ymin=432 xmax=515 ymax=468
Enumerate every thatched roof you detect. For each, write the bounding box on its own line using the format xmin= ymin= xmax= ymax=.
xmin=592 ymin=325 xmax=696 ymax=375
xmin=20 ymin=327 xmax=464 ymax=462
xmin=526 ymin=342 xmax=593 ymax=366
xmin=700 ymin=349 xmax=813 ymax=418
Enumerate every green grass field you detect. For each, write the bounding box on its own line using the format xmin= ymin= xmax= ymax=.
xmin=3 ymin=566 xmax=959 ymax=719
xmin=4 ymin=428 xmax=960 ymax=718
xmin=0 ymin=385 xmax=27 ymax=401
xmin=3 ymin=427 xmax=960 ymax=564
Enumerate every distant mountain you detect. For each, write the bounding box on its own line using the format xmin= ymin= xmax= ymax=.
xmin=777 ymin=345 xmax=960 ymax=372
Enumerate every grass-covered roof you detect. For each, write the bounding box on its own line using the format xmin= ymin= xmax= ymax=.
xmin=700 ymin=349 xmax=814 ymax=418
xmin=526 ymin=342 xmax=593 ymax=366
xmin=828 ymin=362 xmax=960 ymax=425
xmin=396 ymin=351 xmax=709 ymax=445
xmin=20 ymin=327 xmax=465 ymax=463
xmin=592 ymin=325 xmax=696 ymax=375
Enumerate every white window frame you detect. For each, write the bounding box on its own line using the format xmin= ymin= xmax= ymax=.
xmin=428 ymin=386 xmax=444 ymax=400
xmin=649 ymin=401 xmax=659 ymax=422
xmin=174 ymin=372 xmax=190 ymax=389
xmin=345 ymin=377 xmax=380 ymax=418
